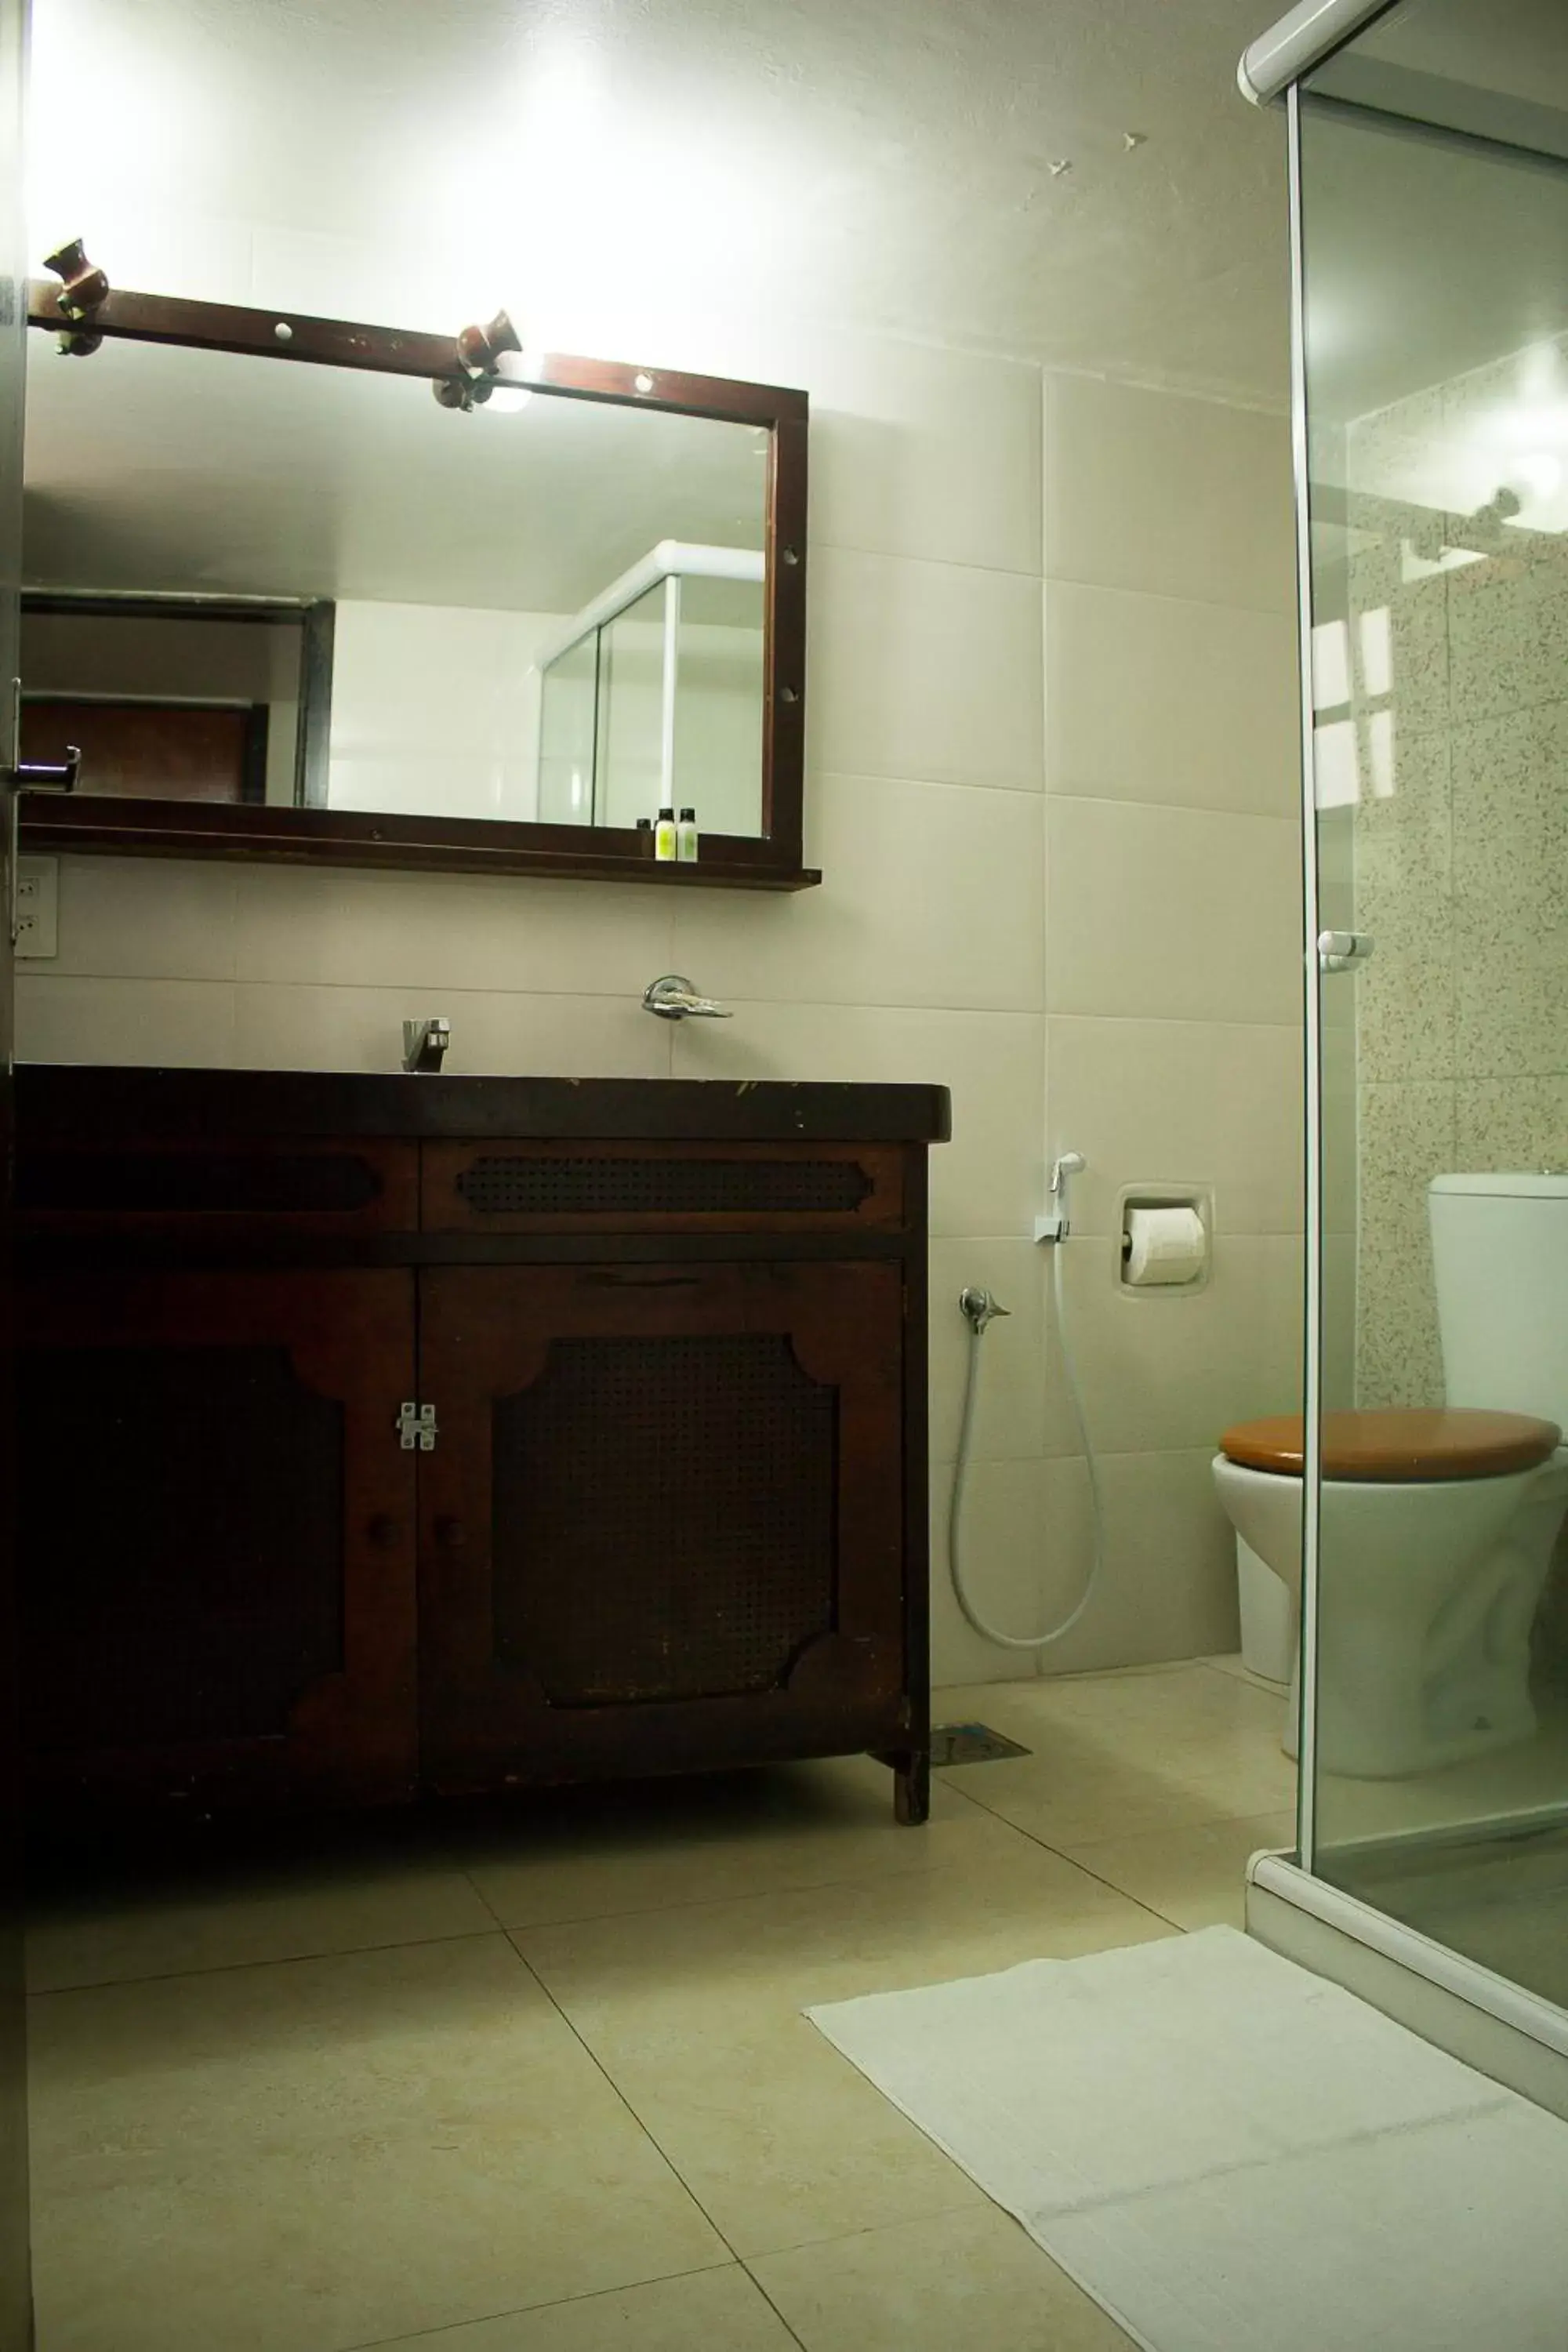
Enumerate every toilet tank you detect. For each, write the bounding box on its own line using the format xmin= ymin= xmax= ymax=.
xmin=1428 ymin=1173 xmax=1568 ymax=1425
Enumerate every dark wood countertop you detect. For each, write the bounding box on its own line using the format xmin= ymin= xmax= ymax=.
xmin=16 ymin=1066 xmax=953 ymax=1145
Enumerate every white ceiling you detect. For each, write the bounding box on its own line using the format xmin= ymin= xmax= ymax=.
xmin=29 ymin=0 xmax=1295 ymax=407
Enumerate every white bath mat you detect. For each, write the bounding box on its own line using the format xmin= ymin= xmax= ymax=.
xmin=807 ymin=1926 xmax=1568 ymax=2352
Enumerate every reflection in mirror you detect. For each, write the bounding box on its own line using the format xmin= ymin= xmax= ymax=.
xmin=22 ymin=333 xmax=772 ymax=837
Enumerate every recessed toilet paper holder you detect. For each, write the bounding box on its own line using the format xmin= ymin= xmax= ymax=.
xmin=1116 ymin=1183 xmax=1213 ymax=1297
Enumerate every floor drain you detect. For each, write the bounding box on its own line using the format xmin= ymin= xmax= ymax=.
xmin=931 ymin=1722 xmax=1032 ymax=1766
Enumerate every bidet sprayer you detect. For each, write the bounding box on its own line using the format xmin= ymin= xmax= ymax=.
xmin=1036 ymin=1150 xmax=1087 ymax=1244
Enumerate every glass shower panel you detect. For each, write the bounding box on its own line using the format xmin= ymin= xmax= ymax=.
xmin=535 ymin=633 xmax=599 ymax=826
xmin=671 ymin=572 xmax=766 ymax=837
xmin=597 ymin=579 xmax=670 ymax=832
xmin=1299 ymin=59 xmax=1568 ymax=2005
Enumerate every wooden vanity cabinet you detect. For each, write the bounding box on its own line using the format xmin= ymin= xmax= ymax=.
xmin=15 ymin=1070 xmax=947 ymax=1824
xmin=17 ymin=1268 xmax=419 ymax=1811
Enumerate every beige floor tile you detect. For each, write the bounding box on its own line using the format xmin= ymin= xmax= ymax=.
xmin=358 ymin=2263 xmax=797 ymax=2351
xmin=932 ymin=1664 xmax=1296 ymax=1845
xmin=1203 ymin=1650 xmax=1291 ymax=1696
xmin=514 ymin=1846 xmax=1171 ymax=2256
xmin=750 ymin=2204 xmax=1136 ymax=2351
xmin=460 ymin=1753 xmax=1011 ymax=1930
xmin=1063 ymin=1811 xmax=1297 ymax=1930
xmin=30 ymin=1934 xmax=724 ymax=2352
xmin=27 ymin=1860 xmax=496 ymax=1993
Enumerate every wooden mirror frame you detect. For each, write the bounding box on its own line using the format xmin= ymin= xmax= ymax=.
xmin=21 ymin=280 xmax=816 ymax=891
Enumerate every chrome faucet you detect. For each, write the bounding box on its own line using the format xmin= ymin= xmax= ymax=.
xmin=641 ymin=975 xmax=732 ymax=1022
xmin=402 ymin=1017 xmax=452 ymax=1073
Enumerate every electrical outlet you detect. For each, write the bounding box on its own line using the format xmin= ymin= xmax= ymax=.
xmin=16 ymin=855 xmax=59 ymax=958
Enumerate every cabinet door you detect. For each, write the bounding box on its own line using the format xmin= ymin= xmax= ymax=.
xmin=17 ymin=1271 xmax=418 ymax=1809
xmin=419 ymin=1261 xmax=906 ymax=1791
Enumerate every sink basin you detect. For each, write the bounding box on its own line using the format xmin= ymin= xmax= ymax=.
xmin=17 ymin=1067 xmax=953 ymax=1145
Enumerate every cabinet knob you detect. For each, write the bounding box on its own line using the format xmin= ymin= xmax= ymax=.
xmin=366 ymin=1513 xmax=401 ymax=1550
xmin=434 ymin=1516 xmax=467 ymax=1551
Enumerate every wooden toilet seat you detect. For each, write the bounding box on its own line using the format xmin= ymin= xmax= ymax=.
xmin=1219 ymin=1406 xmax=1563 ymax=1484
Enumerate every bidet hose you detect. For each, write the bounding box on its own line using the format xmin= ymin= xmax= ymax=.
xmin=948 ymin=1245 xmax=1105 ymax=1650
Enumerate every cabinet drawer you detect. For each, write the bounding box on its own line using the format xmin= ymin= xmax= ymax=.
xmin=16 ymin=1134 xmax=419 ymax=1236
xmin=420 ymin=1138 xmax=904 ymax=1234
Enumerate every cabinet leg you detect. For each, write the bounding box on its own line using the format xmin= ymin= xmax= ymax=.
xmin=891 ymin=1748 xmax=931 ymax=1826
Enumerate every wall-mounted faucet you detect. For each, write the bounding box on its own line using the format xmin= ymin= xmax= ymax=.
xmin=402 ymin=1017 xmax=451 ymax=1073
xmin=641 ymin=975 xmax=732 ymax=1022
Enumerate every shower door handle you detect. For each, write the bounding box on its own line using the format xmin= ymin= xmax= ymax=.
xmin=1317 ymin=930 xmax=1374 ymax=975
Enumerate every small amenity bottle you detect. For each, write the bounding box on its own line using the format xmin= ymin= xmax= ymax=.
xmin=677 ymin=806 xmax=699 ymax=863
xmin=655 ymin=806 xmax=677 ymax=861
xmin=635 ymin=815 xmax=655 ymax=857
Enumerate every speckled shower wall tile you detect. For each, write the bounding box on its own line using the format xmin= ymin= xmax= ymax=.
xmin=1345 ymin=383 xmax=1448 ymax=513
xmin=1451 ymin=699 xmax=1568 ymax=1078
xmin=1345 ymin=543 xmax=1449 ymax=735
xmin=1353 ymin=724 xmax=1454 ymax=1082
xmin=1446 ymin=546 xmax=1568 ymax=724
xmin=1355 ymin=1081 xmax=1456 ymax=1410
xmin=1454 ymin=1077 xmax=1568 ymax=1177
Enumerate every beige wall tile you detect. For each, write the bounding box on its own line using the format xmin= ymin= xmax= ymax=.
xmin=806 ymin=332 xmax=1043 ymax=575
xmin=46 ymin=857 xmax=238 ymax=981
xmin=673 ymin=773 xmax=1044 ymax=1014
xmin=232 ymin=862 xmax=676 ymax=996
xmin=16 ymin=975 xmax=236 ymax=1067
xmin=927 ymin=1238 xmax=1073 ymax=1466
xmin=935 ymin=1443 xmax=1241 ymax=1686
xmin=671 ymin=1000 xmax=1044 ymax=1240
xmin=1046 ymin=1013 xmax=1304 ymax=1237
xmin=232 ymin=983 xmax=671 ymax=1077
xmin=1044 ymin=578 xmax=1298 ymax=817
xmin=808 ymin=546 xmax=1044 ymax=792
xmin=1034 ymin=1448 xmax=1242 ymax=1677
xmin=1053 ymin=1232 xmax=1302 ymax=1457
xmin=1044 ymin=376 xmax=1294 ymax=614
xmin=1046 ymin=798 xmax=1301 ymax=1025
xmin=930 ymin=1455 xmax=1054 ymax=1687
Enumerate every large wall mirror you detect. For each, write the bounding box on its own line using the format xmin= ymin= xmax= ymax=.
xmin=19 ymin=270 xmax=813 ymax=890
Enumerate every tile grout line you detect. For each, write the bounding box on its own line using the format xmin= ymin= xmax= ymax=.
xmin=493 ymin=1926 xmax=762 ymax=2275
xmin=333 ymin=2257 xmax=749 ymax=2352
xmin=24 ymin=1918 xmax=508 ymax=2002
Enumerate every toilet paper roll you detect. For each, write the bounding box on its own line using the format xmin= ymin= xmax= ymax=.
xmin=1123 ymin=1204 xmax=1207 ymax=1287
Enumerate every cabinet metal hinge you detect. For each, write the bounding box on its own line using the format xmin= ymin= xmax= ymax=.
xmin=397 ymin=1400 xmax=438 ymax=1452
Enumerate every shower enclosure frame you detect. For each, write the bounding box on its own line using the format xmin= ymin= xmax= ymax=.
xmin=1239 ymin=0 xmax=1568 ymax=2117
xmin=533 ymin=539 xmax=766 ymax=830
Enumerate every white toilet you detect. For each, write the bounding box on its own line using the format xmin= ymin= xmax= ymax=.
xmin=1212 ymin=1172 xmax=1568 ymax=1780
